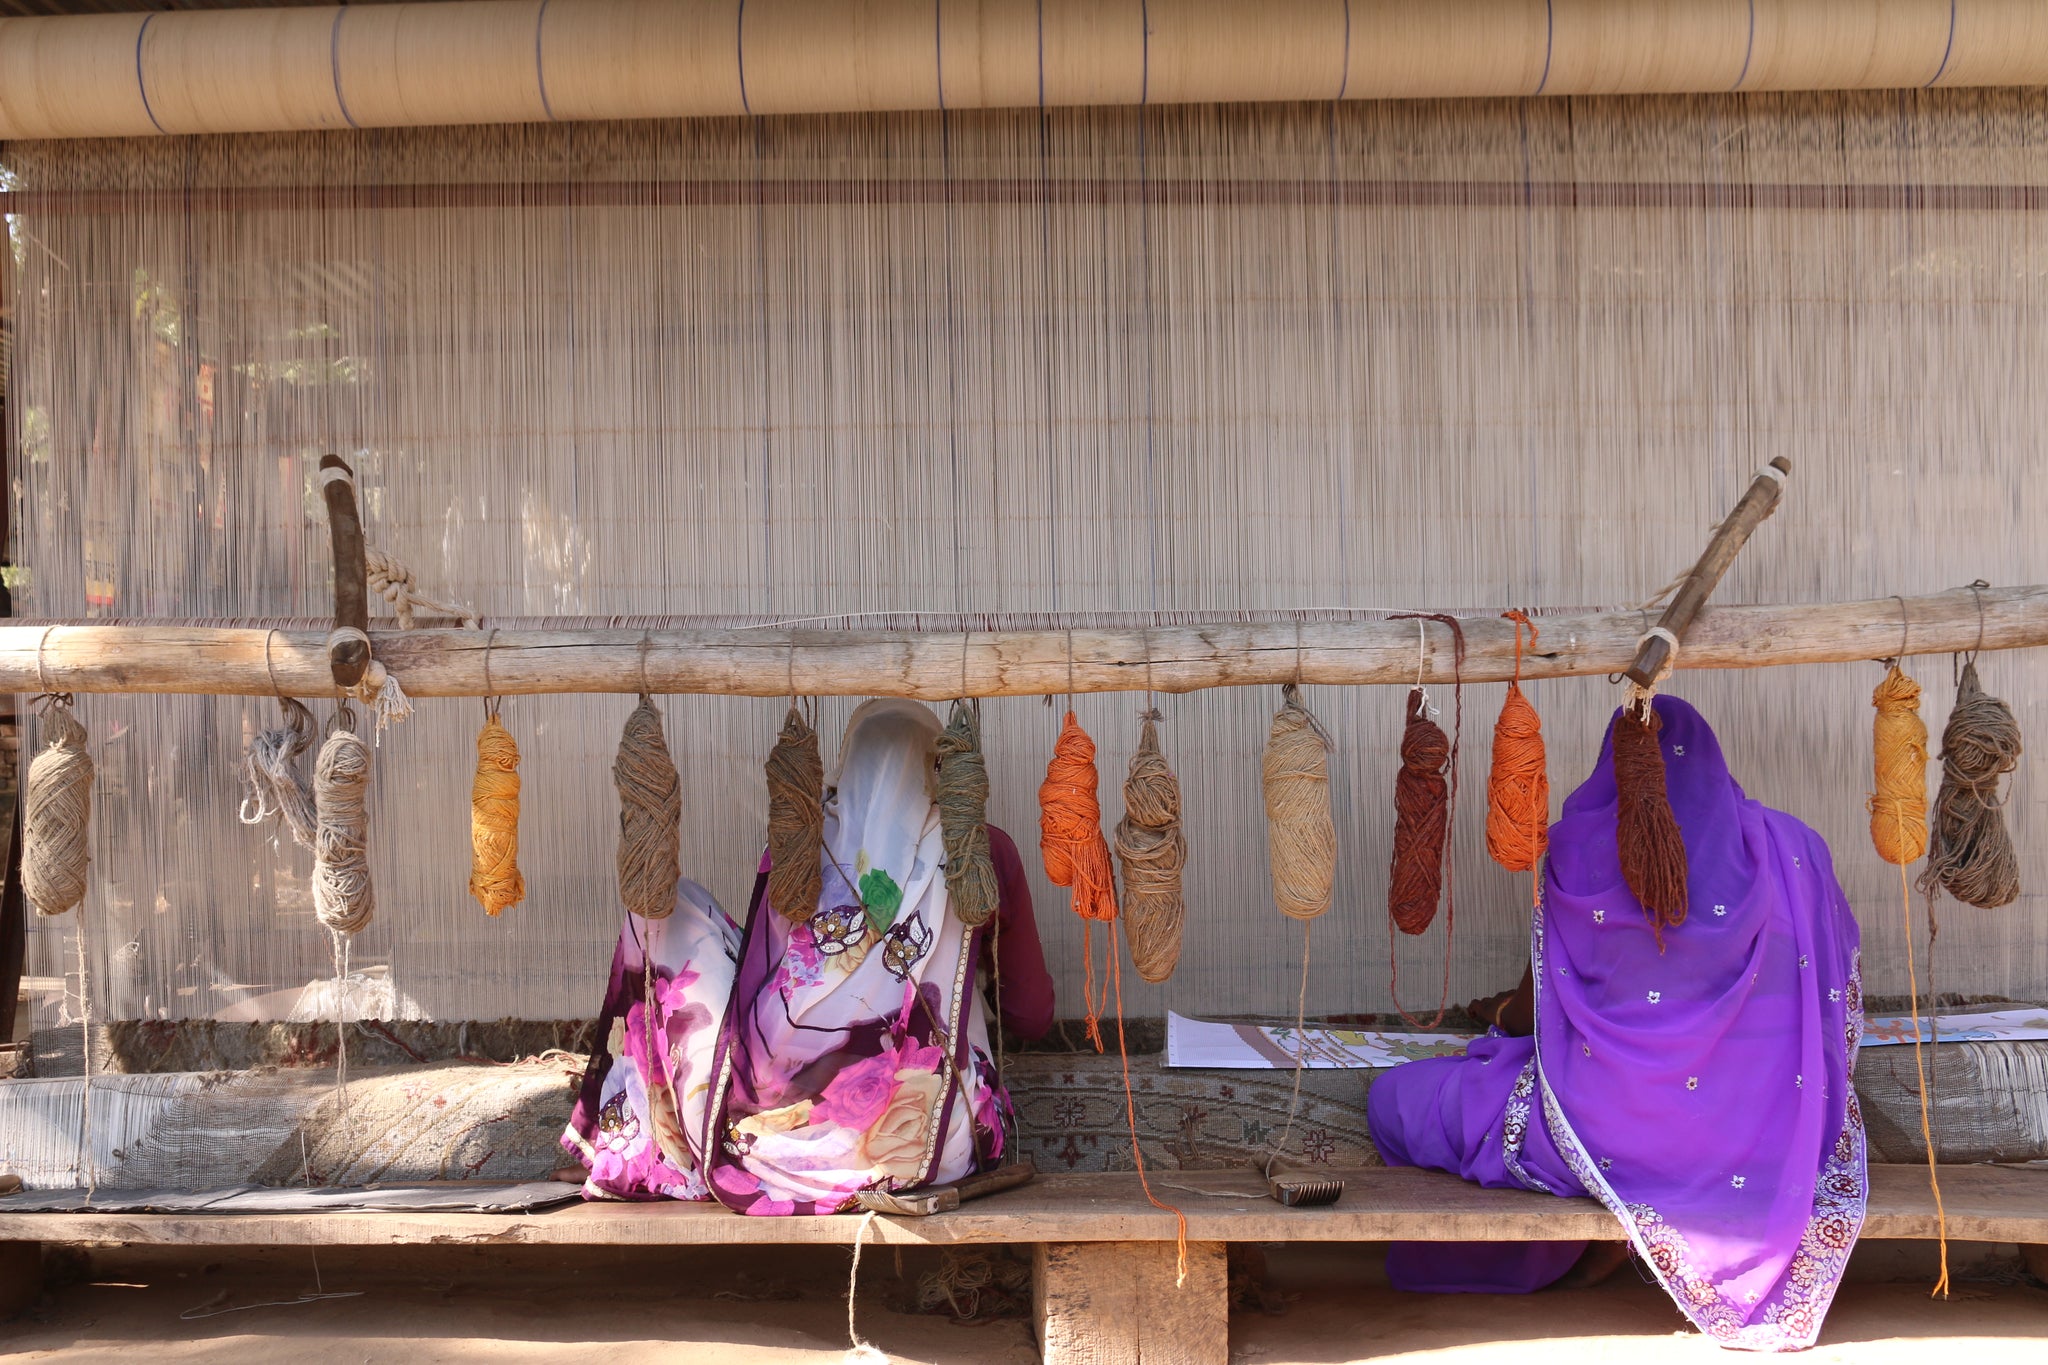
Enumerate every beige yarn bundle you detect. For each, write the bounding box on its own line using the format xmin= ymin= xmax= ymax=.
xmin=614 ymin=695 xmax=683 ymax=920
xmin=312 ymin=713 xmax=375 ymax=935
xmin=1262 ymin=684 xmax=1336 ymax=921
xmin=24 ymin=696 xmax=93 ymax=918
xmin=1115 ymin=711 xmax=1188 ymax=983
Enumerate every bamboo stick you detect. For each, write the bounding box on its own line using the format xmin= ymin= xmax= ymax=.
xmin=0 ymin=587 xmax=2039 ymax=701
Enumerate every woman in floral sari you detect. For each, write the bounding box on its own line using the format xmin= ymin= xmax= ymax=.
xmin=1368 ymin=695 xmax=1866 ymax=1350
xmin=563 ymin=698 xmax=1052 ymax=1214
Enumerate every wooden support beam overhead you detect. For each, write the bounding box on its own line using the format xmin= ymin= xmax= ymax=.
xmin=0 ymin=587 xmax=2038 ymax=702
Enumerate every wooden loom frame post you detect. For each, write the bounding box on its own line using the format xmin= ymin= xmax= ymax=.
xmin=318 ymin=454 xmax=371 ymax=690
xmin=1624 ymin=456 xmax=1792 ymax=689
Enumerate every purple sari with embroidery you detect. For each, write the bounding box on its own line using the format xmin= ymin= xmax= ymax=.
xmin=1369 ymin=695 xmax=1867 ymax=1350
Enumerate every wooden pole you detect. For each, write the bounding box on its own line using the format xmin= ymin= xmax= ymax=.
xmin=0 ymin=587 xmax=2040 ymax=701
xmin=318 ymin=455 xmax=370 ymax=690
xmin=1624 ymin=456 xmax=1791 ymax=688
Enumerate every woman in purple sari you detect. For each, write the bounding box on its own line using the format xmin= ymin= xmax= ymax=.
xmin=1368 ymin=695 xmax=1867 ymax=1350
xmin=562 ymin=699 xmax=1053 ymax=1214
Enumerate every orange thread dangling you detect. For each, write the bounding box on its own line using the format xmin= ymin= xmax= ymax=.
xmin=1039 ymin=709 xmax=1119 ymax=1051
xmin=1486 ymin=610 xmax=1549 ymax=906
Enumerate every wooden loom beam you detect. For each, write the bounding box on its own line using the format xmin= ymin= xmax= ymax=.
xmin=0 ymin=587 xmax=2039 ymax=701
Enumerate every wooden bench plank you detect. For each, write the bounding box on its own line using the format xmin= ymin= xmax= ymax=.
xmin=0 ymin=1165 xmax=2037 ymax=1248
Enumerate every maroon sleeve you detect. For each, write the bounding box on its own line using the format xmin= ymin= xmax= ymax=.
xmin=982 ymin=824 xmax=1055 ymax=1041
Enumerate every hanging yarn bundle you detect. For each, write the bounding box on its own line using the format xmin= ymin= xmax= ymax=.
xmin=615 ymin=695 xmax=684 ymax=921
xmin=1262 ymin=684 xmax=1336 ymax=921
xmin=238 ymin=696 xmax=318 ymax=851
xmin=1614 ymin=692 xmax=1689 ymax=938
xmin=764 ymin=702 xmax=827 ymax=923
xmin=1870 ymin=665 xmax=1930 ymax=867
xmin=936 ymin=701 xmax=999 ymax=929
xmin=24 ymin=695 xmax=94 ymax=918
xmin=1039 ymin=709 xmax=1118 ymax=1048
xmin=1485 ymin=611 xmax=1548 ymax=884
xmin=469 ymin=710 xmax=526 ymax=916
xmin=1116 ymin=710 xmax=1188 ymax=983
xmin=311 ymin=707 xmax=375 ymax=935
xmin=1388 ymin=688 xmax=1452 ymax=935
xmin=1920 ymin=661 xmax=2023 ymax=910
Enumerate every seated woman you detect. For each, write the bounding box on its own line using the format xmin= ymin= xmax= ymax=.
xmin=562 ymin=698 xmax=1053 ymax=1214
xmin=1368 ymin=695 xmax=1866 ymax=1351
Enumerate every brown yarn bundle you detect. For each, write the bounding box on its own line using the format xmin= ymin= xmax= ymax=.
xmin=468 ymin=713 xmax=526 ymax=916
xmin=1040 ymin=709 xmax=1118 ymax=1048
xmin=614 ymin=695 xmax=683 ymax=921
xmin=1614 ymin=696 xmax=1688 ymax=939
xmin=24 ymin=696 xmax=93 ymax=918
xmin=1388 ymin=689 xmax=1452 ymax=935
xmin=1485 ymin=611 xmax=1548 ymax=877
xmin=1869 ymin=665 xmax=1929 ymax=867
xmin=1115 ymin=711 xmax=1188 ymax=983
xmin=936 ymin=700 xmax=1000 ymax=929
xmin=764 ymin=703 xmax=826 ymax=923
xmin=1919 ymin=661 xmax=2022 ymax=909
xmin=1262 ymin=684 xmax=1336 ymax=921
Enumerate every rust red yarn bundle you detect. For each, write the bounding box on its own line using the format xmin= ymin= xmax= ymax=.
xmin=1615 ymin=696 xmax=1689 ymax=941
xmin=1389 ymin=690 xmax=1452 ymax=935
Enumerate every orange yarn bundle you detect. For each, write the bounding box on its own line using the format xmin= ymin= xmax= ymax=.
xmin=1485 ymin=610 xmax=1549 ymax=882
xmin=1040 ymin=709 xmax=1119 ymax=1049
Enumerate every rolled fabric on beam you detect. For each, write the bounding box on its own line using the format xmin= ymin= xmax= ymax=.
xmin=3 ymin=0 xmax=2048 ymax=141
xmin=0 ymin=588 xmax=2044 ymax=699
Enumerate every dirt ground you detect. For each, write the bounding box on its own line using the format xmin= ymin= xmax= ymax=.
xmin=4 ymin=1240 xmax=2044 ymax=1363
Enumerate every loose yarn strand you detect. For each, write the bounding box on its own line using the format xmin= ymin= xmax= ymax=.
xmin=1263 ymin=684 xmax=1336 ymax=921
xmin=1111 ymin=916 xmax=1190 ymax=1288
xmin=312 ymin=705 xmax=375 ymax=935
xmin=1039 ymin=709 xmax=1117 ymax=1050
xmin=936 ymin=700 xmax=999 ymax=928
xmin=765 ymin=701 xmax=827 ymax=923
xmin=615 ymin=695 xmax=684 ymax=921
xmin=239 ymin=696 xmax=318 ymax=851
xmin=1867 ymin=661 xmax=1947 ymax=1296
xmin=1116 ymin=710 xmax=1187 ymax=983
xmin=24 ymin=694 xmax=94 ymax=918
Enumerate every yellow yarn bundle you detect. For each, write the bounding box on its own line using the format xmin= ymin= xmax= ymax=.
xmin=469 ymin=713 xmax=525 ymax=916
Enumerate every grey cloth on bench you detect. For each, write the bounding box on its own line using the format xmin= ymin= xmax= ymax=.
xmin=0 ymin=1180 xmax=580 ymax=1214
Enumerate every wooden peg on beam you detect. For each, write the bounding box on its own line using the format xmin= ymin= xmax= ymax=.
xmin=319 ymin=455 xmax=370 ymax=690
xmin=1625 ymin=456 xmax=1792 ymax=688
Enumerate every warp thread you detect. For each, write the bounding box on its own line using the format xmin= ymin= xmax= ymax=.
xmin=1868 ymin=661 xmax=1950 ymax=1297
xmin=238 ymin=697 xmax=319 ymax=850
xmin=614 ymin=695 xmax=683 ymax=921
xmin=764 ymin=702 xmax=827 ymax=923
xmin=1919 ymin=661 xmax=2022 ymax=910
xmin=24 ymin=695 xmax=93 ymax=918
xmin=935 ymin=701 xmax=999 ymax=929
xmin=468 ymin=713 xmax=525 ymax=916
xmin=312 ymin=713 xmax=375 ymax=935
xmin=1388 ymin=688 xmax=1452 ymax=935
xmin=1869 ymin=665 xmax=1930 ymax=867
xmin=1614 ymin=694 xmax=1688 ymax=941
xmin=1262 ymin=684 xmax=1336 ymax=921
xmin=1115 ymin=710 xmax=1188 ymax=984
xmin=1039 ymin=709 xmax=1118 ymax=1049
xmin=1485 ymin=610 xmax=1549 ymax=879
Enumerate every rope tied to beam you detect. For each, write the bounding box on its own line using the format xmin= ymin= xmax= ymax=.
xmin=1116 ymin=709 xmax=1188 ymax=983
xmin=935 ymin=700 xmax=999 ymax=929
xmin=239 ymin=696 xmax=318 ymax=851
xmin=614 ymin=695 xmax=683 ymax=921
xmin=24 ymin=693 xmax=92 ymax=917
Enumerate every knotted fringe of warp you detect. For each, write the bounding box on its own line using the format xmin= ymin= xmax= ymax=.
xmin=469 ymin=713 xmax=526 ymax=916
xmin=1262 ymin=684 xmax=1335 ymax=921
xmin=312 ymin=712 xmax=374 ymax=935
xmin=936 ymin=700 xmax=999 ymax=929
xmin=1386 ymin=614 xmax=1466 ymax=1027
xmin=238 ymin=696 xmax=318 ymax=851
xmin=1115 ymin=710 xmax=1187 ymax=983
xmin=1038 ymin=709 xmax=1118 ymax=1049
xmin=764 ymin=703 xmax=826 ymax=923
xmin=1867 ymin=662 xmax=1950 ymax=1298
xmin=1485 ymin=610 xmax=1549 ymax=894
xmin=24 ymin=695 xmax=93 ymax=917
xmin=614 ymin=695 xmax=683 ymax=921
xmin=1919 ymin=660 xmax=2023 ymax=910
